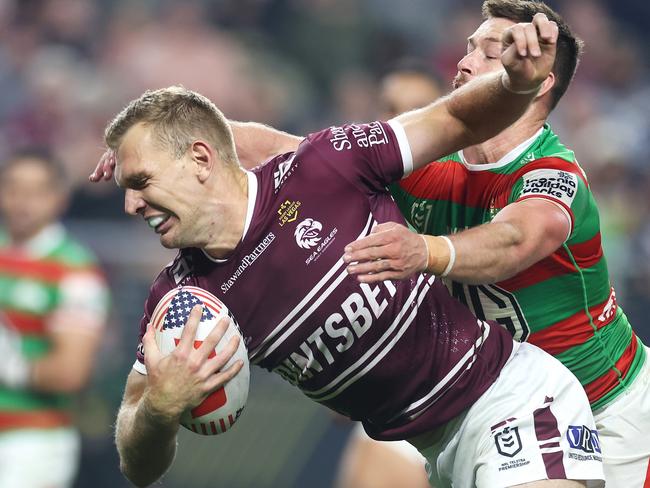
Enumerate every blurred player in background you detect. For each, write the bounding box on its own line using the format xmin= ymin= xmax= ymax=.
xmin=0 ymin=152 xmax=109 ymax=488
xmin=105 ymin=15 xmax=604 ymax=488
xmin=340 ymin=1 xmax=650 ymax=486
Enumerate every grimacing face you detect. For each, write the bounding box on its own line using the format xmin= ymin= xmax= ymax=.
xmin=115 ymin=123 xmax=205 ymax=250
xmin=0 ymin=158 xmax=67 ymax=242
xmin=453 ymin=17 xmax=516 ymax=90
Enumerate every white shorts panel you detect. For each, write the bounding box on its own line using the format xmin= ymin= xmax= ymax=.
xmin=417 ymin=342 xmax=605 ymax=488
xmin=0 ymin=427 xmax=80 ymax=488
xmin=593 ymin=345 xmax=650 ymax=487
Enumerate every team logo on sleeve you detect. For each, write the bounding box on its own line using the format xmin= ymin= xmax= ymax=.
xmin=520 ymin=169 xmax=578 ymax=208
xmin=295 ymin=219 xmax=322 ymax=249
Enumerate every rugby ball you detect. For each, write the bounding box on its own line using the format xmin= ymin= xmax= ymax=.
xmin=150 ymin=286 xmax=249 ymax=435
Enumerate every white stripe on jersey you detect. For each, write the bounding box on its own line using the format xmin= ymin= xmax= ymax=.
xmin=250 ymin=213 xmax=376 ymax=362
xmin=387 ymin=320 xmax=491 ymax=423
xmin=304 ymin=274 xmax=435 ymax=402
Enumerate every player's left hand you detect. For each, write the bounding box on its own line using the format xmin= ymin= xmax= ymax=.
xmin=501 ymin=12 xmax=559 ymax=94
xmin=343 ymin=222 xmax=427 ymax=283
xmin=89 ymin=149 xmax=116 ymax=182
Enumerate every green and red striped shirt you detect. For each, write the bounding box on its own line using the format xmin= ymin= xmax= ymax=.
xmin=0 ymin=224 xmax=109 ymax=430
xmin=391 ymin=124 xmax=645 ymax=409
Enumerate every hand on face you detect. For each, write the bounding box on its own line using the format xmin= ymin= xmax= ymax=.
xmin=343 ymin=222 xmax=429 ymax=284
xmin=501 ymin=13 xmax=559 ymax=93
xmin=141 ymin=306 xmax=244 ymax=421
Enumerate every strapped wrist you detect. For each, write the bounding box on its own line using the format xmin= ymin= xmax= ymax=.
xmin=501 ymin=72 xmax=541 ymax=95
xmin=421 ymin=235 xmax=456 ymax=277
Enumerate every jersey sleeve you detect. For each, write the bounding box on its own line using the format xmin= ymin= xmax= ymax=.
xmin=133 ymin=261 xmax=179 ymax=374
xmin=302 ymin=120 xmax=413 ymax=193
xmin=509 ymin=163 xmax=590 ymax=242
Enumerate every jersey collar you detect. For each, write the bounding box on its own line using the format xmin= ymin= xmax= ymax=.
xmin=458 ymin=126 xmax=545 ymax=171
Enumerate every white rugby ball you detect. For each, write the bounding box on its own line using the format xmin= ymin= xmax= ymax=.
xmin=150 ymin=285 xmax=249 ymax=435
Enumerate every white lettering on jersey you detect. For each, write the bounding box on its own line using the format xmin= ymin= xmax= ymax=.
xmin=272 ymin=279 xmax=400 ymax=386
xmin=519 ymin=169 xmax=578 ymax=208
xmin=328 ymin=122 xmax=389 ymax=152
xmin=221 ymin=232 xmax=276 ymax=293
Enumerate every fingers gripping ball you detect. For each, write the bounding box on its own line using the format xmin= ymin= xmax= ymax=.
xmin=150 ymin=286 xmax=250 ymax=435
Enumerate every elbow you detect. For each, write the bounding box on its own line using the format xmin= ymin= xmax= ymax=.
xmin=120 ymin=462 xmax=156 ymax=488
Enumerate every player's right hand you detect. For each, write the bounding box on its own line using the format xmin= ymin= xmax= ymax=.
xmin=89 ymin=149 xmax=116 ymax=182
xmin=501 ymin=13 xmax=558 ymax=94
xmin=141 ymin=306 xmax=243 ymax=421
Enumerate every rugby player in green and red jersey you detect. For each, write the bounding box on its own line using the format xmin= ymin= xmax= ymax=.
xmin=0 ymin=152 xmax=109 ymax=488
xmin=341 ymin=1 xmax=650 ymax=486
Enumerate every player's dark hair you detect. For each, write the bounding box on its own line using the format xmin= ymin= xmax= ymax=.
xmin=482 ymin=0 xmax=583 ymax=110
xmin=0 ymin=149 xmax=68 ymax=188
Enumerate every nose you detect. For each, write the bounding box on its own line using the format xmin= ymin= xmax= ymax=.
xmin=457 ymin=51 xmax=476 ymax=76
xmin=124 ymin=189 xmax=145 ymax=216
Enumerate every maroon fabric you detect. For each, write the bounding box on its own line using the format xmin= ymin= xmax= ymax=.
xmin=534 ymin=397 xmax=567 ymax=479
xmin=135 ymin=122 xmax=514 ymax=440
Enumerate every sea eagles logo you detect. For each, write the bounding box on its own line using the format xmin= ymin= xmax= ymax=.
xmin=294 ymin=218 xmax=322 ymax=249
xmin=494 ymin=426 xmax=523 ymax=458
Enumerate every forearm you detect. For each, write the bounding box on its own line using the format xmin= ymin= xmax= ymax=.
xmin=116 ymin=395 xmax=180 ymax=487
xmin=437 ymin=222 xmax=529 ymax=284
xmin=397 ymin=72 xmax=539 ymax=169
xmin=446 ymin=71 xmax=538 ymax=148
xmin=229 ymin=121 xmax=302 ymax=169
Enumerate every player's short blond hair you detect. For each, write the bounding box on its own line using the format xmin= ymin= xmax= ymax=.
xmin=104 ymin=86 xmax=238 ymax=166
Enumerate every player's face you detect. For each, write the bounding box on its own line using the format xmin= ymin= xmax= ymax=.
xmin=115 ymin=123 xmax=205 ymax=250
xmin=453 ymin=17 xmax=515 ymax=90
xmin=0 ymin=159 xmax=66 ymax=242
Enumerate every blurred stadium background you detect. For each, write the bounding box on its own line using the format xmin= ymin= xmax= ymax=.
xmin=1 ymin=0 xmax=649 ymax=486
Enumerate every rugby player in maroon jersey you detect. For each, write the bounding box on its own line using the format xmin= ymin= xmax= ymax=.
xmin=100 ymin=14 xmax=602 ymax=488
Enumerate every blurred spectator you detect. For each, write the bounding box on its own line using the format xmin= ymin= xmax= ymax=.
xmin=0 ymin=151 xmax=109 ymax=488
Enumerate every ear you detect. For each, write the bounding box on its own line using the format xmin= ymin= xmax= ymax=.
xmin=536 ymin=71 xmax=555 ymax=99
xmin=190 ymin=140 xmax=214 ymax=183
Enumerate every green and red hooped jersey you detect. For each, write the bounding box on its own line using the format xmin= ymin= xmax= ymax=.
xmin=0 ymin=224 xmax=109 ymax=430
xmin=391 ymin=124 xmax=645 ymax=409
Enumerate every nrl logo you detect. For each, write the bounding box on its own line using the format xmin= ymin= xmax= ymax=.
xmin=295 ymin=218 xmax=322 ymax=249
xmin=494 ymin=426 xmax=522 ymax=458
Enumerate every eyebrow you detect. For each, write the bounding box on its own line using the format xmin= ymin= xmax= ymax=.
xmin=120 ymin=171 xmax=150 ymax=189
xmin=468 ymin=35 xmax=502 ymax=45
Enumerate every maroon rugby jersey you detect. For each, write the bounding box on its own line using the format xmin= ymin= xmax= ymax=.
xmin=133 ymin=121 xmax=514 ymax=440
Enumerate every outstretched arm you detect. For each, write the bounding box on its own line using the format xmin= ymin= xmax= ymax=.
xmin=396 ymin=13 xmax=558 ymax=172
xmin=115 ymin=309 xmax=243 ymax=487
xmin=90 ymin=122 xmax=303 ymax=181
xmin=230 ymin=121 xmax=303 ymax=169
xmin=344 ymin=199 xmax=569 ymax=284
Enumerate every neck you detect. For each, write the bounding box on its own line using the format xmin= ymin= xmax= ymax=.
xmin=462 ymin=110 xmax=546 ymax=165
xmin=202 ymin=167 xmax=250 ymax=259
